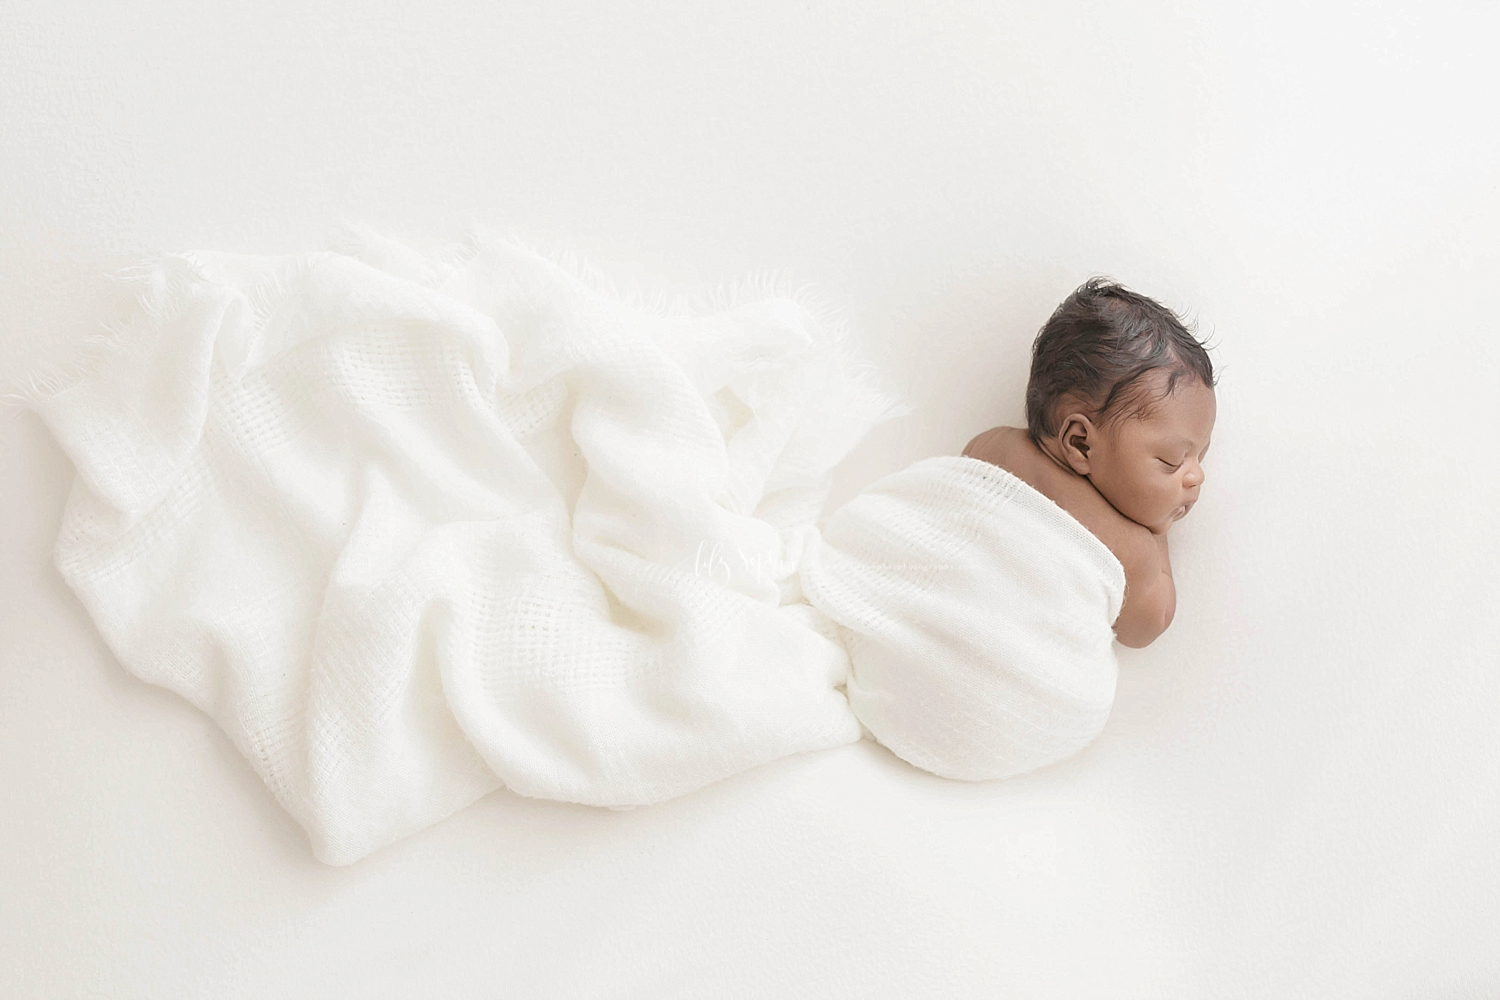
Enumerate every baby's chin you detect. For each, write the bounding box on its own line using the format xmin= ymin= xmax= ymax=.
xmin=1100 ymin=486 xmax=1190 ymax=534
xmin=1155 ymin=502 xmax=1194 ymax=532
xmin=1133 ymin=507 xmax=1186 ymax=535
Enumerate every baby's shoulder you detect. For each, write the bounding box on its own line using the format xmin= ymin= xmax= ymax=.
xmin=962 ymin=426 xmax=1065 ymax=502
xmin=961 ymin=425 xmax=1152 ymax=569
xmin=961 ymin=425 xmax=1029 ymax=470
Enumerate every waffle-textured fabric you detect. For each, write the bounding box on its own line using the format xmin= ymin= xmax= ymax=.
xmin=20 ymin=228 xmax=1127 ymax=865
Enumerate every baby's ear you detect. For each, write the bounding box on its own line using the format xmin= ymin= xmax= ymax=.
xmin=1057 ymin=414 xmax=1096 ymax=475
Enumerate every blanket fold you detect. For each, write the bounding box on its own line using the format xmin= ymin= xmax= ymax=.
xmin=18 ymin=227 xmax=1126 ymax=864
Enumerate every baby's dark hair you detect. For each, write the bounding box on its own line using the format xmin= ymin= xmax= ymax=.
xmin=1024 ymin=278 xmax=1216 ymax=444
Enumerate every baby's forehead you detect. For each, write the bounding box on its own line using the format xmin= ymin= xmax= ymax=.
xmin=1135 ymin=368 xmax=1213 ymax=407
xmin=1126 ymin=385 xmax=1215 ymax=438
xmin=1148 ymin=385 xmax=1214 ymax=415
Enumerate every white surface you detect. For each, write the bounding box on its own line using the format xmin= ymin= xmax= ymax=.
xmin=3 ymin=1 xmax=1497 ymax=997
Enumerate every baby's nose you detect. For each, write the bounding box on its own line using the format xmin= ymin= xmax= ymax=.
xmin=1183 ymin=462 xmax=1205 ymax=488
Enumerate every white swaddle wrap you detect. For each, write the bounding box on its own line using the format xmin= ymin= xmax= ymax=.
xmin=17 ymin=228 xmax=1125 ymax=865
xmin=801 ymin=457 xmax=1126 ymax=782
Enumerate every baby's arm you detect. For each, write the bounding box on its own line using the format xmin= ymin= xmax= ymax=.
xmin=1120 ymin=530 xmax=1175 ymax=648
xmin=962 ymin=427 xmax=1175 ymax=647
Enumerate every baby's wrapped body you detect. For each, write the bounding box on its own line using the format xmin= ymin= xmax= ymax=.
xmin=802 ymin=456 xmax=1125 ymax=781
xmin=22 ymin=229 xmax=1126 ymax=865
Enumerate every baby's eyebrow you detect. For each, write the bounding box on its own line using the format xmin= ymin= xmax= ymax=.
xmin=1162 ymin=437 xmax=1211 ymax=456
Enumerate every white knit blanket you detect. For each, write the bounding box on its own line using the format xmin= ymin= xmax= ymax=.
xmin=19 ymin=228 xmax=1126 ymax=864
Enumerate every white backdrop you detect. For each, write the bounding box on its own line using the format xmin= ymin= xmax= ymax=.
xmin=3 ymin=2 xmax=1497 ymax=997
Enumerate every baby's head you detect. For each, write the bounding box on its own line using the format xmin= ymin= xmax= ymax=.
xmin=1025 ymin=278 xmax=1217 ymax=534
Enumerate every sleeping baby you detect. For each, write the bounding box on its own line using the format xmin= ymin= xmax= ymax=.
xmin=798 ymin=277 xmax=1218 ymax=785
xmin=961 ymin=278 xmax=1217 ymax=649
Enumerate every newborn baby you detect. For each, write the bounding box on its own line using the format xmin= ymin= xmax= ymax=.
xmin=961 ymin=278 xmax=1217 ymax=648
